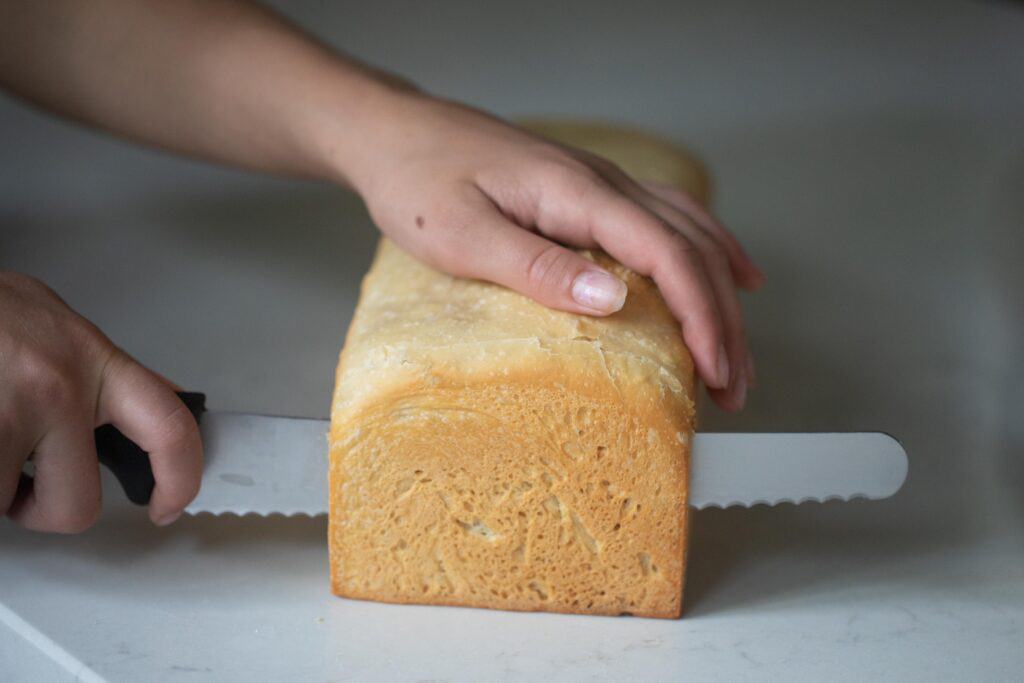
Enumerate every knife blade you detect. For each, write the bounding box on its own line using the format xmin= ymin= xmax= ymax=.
xmin=180 ymin=412 xmax=907 ymax=516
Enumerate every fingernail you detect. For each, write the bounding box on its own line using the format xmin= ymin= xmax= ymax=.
xmin=745 ymin=354 xmax=757 ymax=387
xmin=571 ymin=270 xmax=627 ymax=313
xmin=156 ymin=511 xmax=181 ymax=527
xmin=716 ymin=344 xmax=730 ymax=388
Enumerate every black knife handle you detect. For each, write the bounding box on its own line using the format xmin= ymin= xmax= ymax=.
xmin=95 ymin=391 xmax=206 ymax=505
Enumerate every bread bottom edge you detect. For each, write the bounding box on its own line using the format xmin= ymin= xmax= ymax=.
xmin=331 ymin=584 xmax=681 ymax=619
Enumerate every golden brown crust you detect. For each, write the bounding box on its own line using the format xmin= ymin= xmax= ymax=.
xmin=329 ymin=120 xmax=709 ymax=618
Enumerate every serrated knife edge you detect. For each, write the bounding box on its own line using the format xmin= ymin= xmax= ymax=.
xmin=184 ymin=415 xmax=908 ymax=516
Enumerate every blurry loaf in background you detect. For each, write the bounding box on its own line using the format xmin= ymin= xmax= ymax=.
xmin=522 ymin=119 xmax=712 ymax=206
xmin=328 ymin=120 xmax=710 ymax=618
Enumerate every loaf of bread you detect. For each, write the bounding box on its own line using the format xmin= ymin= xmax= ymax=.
xmin=328 ymin=121 xmax=707 ymax=618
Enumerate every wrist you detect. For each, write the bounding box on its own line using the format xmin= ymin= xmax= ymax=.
xmin=298 ymin=63 xmax=427 ymax=193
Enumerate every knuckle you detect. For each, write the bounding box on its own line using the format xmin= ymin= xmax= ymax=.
xmin=153 ymin=401 xmax=201 ymax=456
xmin=664 ymin=236 xmax=701 ymax=268
xmin=525 ymin=245 xmax=576 ymax=296
xmin=98 ymin=346 xmax=133 ymax=384
xmin=21 ymin=352 xmax=78 ymax=410
xmin=67 ymin=315 xmax=111 ymax=355
xmin=543 ymin=160 xmax=603 ymax=199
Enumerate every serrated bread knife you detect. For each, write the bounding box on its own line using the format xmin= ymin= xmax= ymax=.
xmin=94 ymin=393 xmax=908 ymax=515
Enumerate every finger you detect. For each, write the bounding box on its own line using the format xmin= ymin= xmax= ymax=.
xmin=692 ymin=248 xmax=749 ymax=412
xmin=584 ymin=154 xmax=765 ymax=290
xmin=6 ymin=418 xmax=102 ymax=533
xmin=95 ymin=350 xmax=202 ymax=526
xmin=642 ymin=180 xmax=765 ymax=290
xmin=419 ymin=188 xmax=629 ymax=316
xmin=535 ymin=175 xmax=730 ymax=390
xmin=614 ymin=184 xmax=752 ymax=409
xmin=0 ymin=417 xmax=31 ymax=517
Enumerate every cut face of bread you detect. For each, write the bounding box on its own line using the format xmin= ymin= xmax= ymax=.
xmin=329 ymin=121 xmax=707 ymax=618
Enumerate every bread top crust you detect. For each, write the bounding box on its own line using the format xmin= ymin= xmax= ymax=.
xmin=331 ymin=243 xmax=694 ymax=424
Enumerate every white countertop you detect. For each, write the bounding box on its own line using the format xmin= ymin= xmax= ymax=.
xmin=2 ymin=0 xmax=1022 ymax=680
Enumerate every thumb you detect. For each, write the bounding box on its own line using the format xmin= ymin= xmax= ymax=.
xmin=95 ymin=349 xmax=203 ymax=526
xmin=430 ymin=198 xmax=628 ymax=316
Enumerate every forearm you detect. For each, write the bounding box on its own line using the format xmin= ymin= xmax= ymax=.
xmin=0 ymin=0 xmax=410 ymax=187
xmin=0 ymin=0 xmax=762 ymax=413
